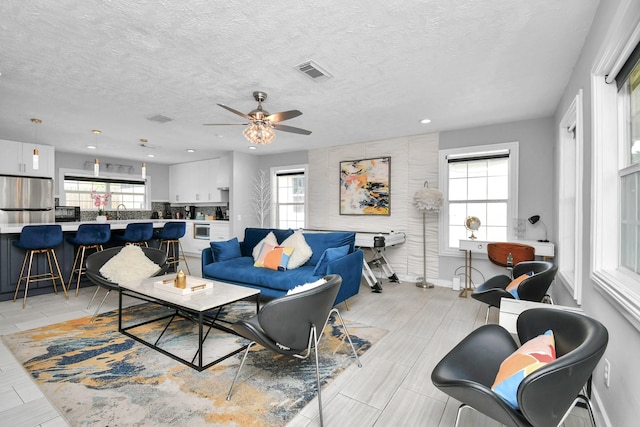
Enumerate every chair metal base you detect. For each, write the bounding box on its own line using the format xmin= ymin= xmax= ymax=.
xmin=226 ymin=308 xmax=362 ymax=427
xmin=13 ymin=248 xmax=68 ymax=308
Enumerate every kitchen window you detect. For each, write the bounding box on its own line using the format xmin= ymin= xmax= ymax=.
xmin=438 ymin=142 xmax=519 ymax=255
xmin=63 ymin=176 xmax=147 ymax=210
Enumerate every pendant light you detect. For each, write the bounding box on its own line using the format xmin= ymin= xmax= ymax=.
xmin=31 ymin=118 xmax=42 ymax=169
xmin=92 ymin=130 xmax=101 ymax=176
xmin=140 ymin=139 xmax=148 ymax=180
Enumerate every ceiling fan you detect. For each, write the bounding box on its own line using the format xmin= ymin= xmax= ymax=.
xmin=204 ymin=91 xmax=311 ymax=144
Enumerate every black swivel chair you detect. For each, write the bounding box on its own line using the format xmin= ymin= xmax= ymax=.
xmin=431 ymin=308 xmax=608 ymax=427
xmin=226 ymin=274 xmax=363 ymax=427
xmin=85 ymin=246 xmax=168 ymax=322
xmin=472 ymin=261 xmax=557 ymax=323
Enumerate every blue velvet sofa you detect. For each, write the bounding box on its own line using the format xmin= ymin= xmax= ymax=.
xmin=201 ymin=228 xmax=363 ymax=305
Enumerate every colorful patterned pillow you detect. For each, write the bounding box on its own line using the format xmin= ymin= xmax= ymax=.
xmin=505 ymin=271 xmax=534 ymax=299
xmin=491 ymin=330 xmax=556 ymax=409
xmin=252 ymin=232 xmax=278 ymax=260
xmin=280 ymin=229 xmax=313 ymax=269
xmin=253 ymin=243 xmax=295 ymax=271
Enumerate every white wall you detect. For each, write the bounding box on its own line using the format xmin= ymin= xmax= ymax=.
xmin=307 ymin=133 xmax=440 ymax=281
xmin=229 ymin=151 xmax=260 ymax=238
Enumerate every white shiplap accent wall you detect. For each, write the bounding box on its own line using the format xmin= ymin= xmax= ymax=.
xmin=308 ymin=132 xmax=440 ymax=281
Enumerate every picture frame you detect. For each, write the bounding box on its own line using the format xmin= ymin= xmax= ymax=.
xmin=339 ymin=156 xmax=391 ymax=215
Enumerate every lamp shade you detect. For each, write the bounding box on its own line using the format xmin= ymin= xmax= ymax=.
xmin=414 ymin=187 xmax=444 ymax=211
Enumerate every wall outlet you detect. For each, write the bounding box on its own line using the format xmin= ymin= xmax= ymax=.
xmin=603 ymin=358 xmax=611 ymax=388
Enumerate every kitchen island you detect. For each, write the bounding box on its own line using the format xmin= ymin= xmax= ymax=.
xmin=0 ymin=219 xmax=230 ymax=302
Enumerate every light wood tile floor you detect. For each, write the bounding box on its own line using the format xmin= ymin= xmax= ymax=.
xmin=0 ymin=278 xmax=595 ymax=426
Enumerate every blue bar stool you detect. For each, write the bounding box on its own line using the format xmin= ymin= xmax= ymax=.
xmin=153 ymin=221 xmax=190 ymax=274
xmin=13 ymin=224 xmax=68 ymax=308
xmin=67 ymin=223 xmax=111 ymax=297
xmin=113 ymin=222 xmax=153 ymax=247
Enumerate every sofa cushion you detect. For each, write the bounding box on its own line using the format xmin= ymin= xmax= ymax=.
xmin=210 ymin=238 xmax=242 ymax=262
xmin=303 ymin=232 xmax=356 ymax=265
xmin=312 ymin=245 xmax=350 ymax=276
xmin=254 ymin=243 xmax=294 ymax=271
xmin=202 ymin=257 xmax=322 ymax=292
xmin=252 ymin=232 xmax=278 ymax=260
xmin=241 ymin=228 xmax=294 ymax=257
xmin=281 ymin=229 xmax=313 ymax=269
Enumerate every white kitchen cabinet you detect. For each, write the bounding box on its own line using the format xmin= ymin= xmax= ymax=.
xmin=170 ymin=158 xmax=227 ymax=204
xmin=0 ymin=139 xmax=55 ymax=177
xmin=216 ymin=152 xmax=231 ymax=189
xmin=179 ymin=220 xmax=230 ymax=257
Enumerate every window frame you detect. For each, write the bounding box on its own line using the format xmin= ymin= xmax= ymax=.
xmin=270 ymin=164 xmax=307 ymax=229
xmin=438 ymin=141 xmax=519 ymax=257
xmin=557 ymin=90 xmax=585 ymax=305
xmin=59 ymin=168 xmax=151 ymax=211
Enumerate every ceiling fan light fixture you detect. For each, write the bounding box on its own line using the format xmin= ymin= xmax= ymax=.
xmin=243 ymin=122 xmax=276 ymax=145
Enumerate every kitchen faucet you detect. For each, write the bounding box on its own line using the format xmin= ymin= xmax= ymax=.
xmin=116 ymin=204 xmax=127 ymax=220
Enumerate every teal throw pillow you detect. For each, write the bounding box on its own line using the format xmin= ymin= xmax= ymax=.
xmin=210 ymin=238 xmax=242 ymax=262
xmin=312 ymin=245 xmax=350 ymax=276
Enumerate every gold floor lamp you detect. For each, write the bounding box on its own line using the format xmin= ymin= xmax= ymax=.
xmin=414 ymin=181 xmax=444 ymax=289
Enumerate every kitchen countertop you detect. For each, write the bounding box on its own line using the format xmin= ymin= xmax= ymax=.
xmin=0 ymin=219 xmax=230 ymax=234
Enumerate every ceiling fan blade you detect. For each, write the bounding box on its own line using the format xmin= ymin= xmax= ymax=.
xmin=273 ymin=123 xmax=312 ymax=135
xmin=266 ymin=110 xmax=302 ymax=123
xmin=203 ymin=123 xmax=249 ymax=126
xmin=217 ymin=103 xmax=252 ymax=120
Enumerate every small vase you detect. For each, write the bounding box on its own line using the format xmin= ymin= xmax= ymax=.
xmin=96 ymin=215 xmax=107 ymax=223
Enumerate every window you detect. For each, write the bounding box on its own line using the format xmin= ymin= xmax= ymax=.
xmin=64 ymin=176 xmax=147 ymax=210
xmin=439 ymin=142 xmax=519 ymax=255
xmin=592 ymin=27 xmax=640 ymax=330
xmin=618 ymin=58 xmax=640 ymax=275
xmin=272 ymin=167 xmax=306 ymax=229
xmin=557 ymin=90 xmax=584 ymax=304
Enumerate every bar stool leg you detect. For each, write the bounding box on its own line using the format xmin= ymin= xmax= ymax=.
xmin=50 ymin=248 xmax=69 ymax=299
xmin=45 ymin=249 xmax=58 ymax=294
xmin=21 ymin=250 xmax=35 ymax=309
xmin=177 ymin=240 xmax=190 ymax=274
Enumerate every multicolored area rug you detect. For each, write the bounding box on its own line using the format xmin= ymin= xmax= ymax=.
xmin=2 ymin=302 xmax=386 ymax=426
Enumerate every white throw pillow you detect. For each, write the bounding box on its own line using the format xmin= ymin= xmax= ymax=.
xmin=99 ymin=245 xmax=162 ymax=284
xmin=286 ymin=278 xmax=327 ymax=295
xmin=281 ymin=229 xmax=313 ymax=269
xmin=252 ymin=232 xmax=278 ymax=261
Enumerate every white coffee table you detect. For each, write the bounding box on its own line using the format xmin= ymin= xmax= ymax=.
xmin=118 ymin=273 xmax=260 ymax=371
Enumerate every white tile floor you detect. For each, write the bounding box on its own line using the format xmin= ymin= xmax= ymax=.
xmin=0 ymin=276 xmax=597 ymax=427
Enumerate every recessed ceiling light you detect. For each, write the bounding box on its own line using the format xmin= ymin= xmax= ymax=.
xmin=87 ymin=145 xmax=96 ymax=149
xmin=248 ymin=146 xmax=257 ymax=150
xmin=420 ymin=118 xmax=431 ymax=124
xmin=147 ymin=154 xmax=155 ymax=158
xmin=186 ymin=149 xmax=196 ymax=153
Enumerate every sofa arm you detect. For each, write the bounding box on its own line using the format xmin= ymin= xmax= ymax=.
xmin=326 ymin=249 xmax=364 ymax=305
xmin=201 ymin=246 xmax=214 ymax=273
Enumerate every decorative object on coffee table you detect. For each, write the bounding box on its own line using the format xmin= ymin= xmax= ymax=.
xmin=413 ymin=180 xmax=443 ymax=289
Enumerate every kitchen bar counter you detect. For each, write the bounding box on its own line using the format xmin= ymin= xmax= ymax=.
xmin=0 ymin=219 xmax=230 ymax=302
xmin=0 ymin=218 xmax=229 ymax=234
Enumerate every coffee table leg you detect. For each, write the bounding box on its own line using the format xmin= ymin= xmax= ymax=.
xmin=198 ymin=311 xmax=204 ymax=369
xmin=118 ymin=288 xmax=123 ymax=332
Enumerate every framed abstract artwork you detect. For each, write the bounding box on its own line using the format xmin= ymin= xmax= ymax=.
xmin=339 ymin=157 xmax=391 ymax=215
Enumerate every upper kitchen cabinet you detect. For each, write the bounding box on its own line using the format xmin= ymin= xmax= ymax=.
xmin=216 ymin=152 xmax=231 ymax=189
xmin=169 ymin=158 xmax=228 ymax=204
xmin=0 ymin=139 xmax=55 ymax=178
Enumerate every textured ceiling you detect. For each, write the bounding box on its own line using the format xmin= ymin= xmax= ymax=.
xmin=0 ymin=0 xmax=599 ymax=164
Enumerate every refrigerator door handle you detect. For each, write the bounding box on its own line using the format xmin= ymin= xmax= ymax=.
xmin=0 ymin=207 xmax=54 ymax=212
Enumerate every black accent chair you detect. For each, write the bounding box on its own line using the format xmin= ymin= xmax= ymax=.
xmin=85 ymin=246 xmax=168 ymax=322
xmin=226 ymin=274 xmax=362 ymax=427
xmin=431 ymin=308 xmax=608 ymax=427
xmin=472 ymin=261 xmax=557 ymax=323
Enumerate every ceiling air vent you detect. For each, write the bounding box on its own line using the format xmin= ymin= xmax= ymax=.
xmin=147 ymin=114 xmax=173 ymax=123
xmin=295 ymin=60 xmax=332 ymax=82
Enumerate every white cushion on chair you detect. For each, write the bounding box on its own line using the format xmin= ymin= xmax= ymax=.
xmin=99 ymin=245 xmax=161 ymax=284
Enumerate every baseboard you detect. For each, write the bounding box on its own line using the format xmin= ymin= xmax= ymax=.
xmin=592 ymin=386 xmax=613 ymax=427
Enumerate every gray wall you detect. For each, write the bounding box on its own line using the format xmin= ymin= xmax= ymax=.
xmin=438 ymin=117 xmax=555 ymax=282
xmin=551 ymin=1 xmax=640 ymax=425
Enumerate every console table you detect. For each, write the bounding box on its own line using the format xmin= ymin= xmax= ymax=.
xmin=458 ymin=239 xmax=555 ymax=298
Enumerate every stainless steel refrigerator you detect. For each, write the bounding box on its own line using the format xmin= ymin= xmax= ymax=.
xmin=0 ymin=175 xmax=55 ymax=223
